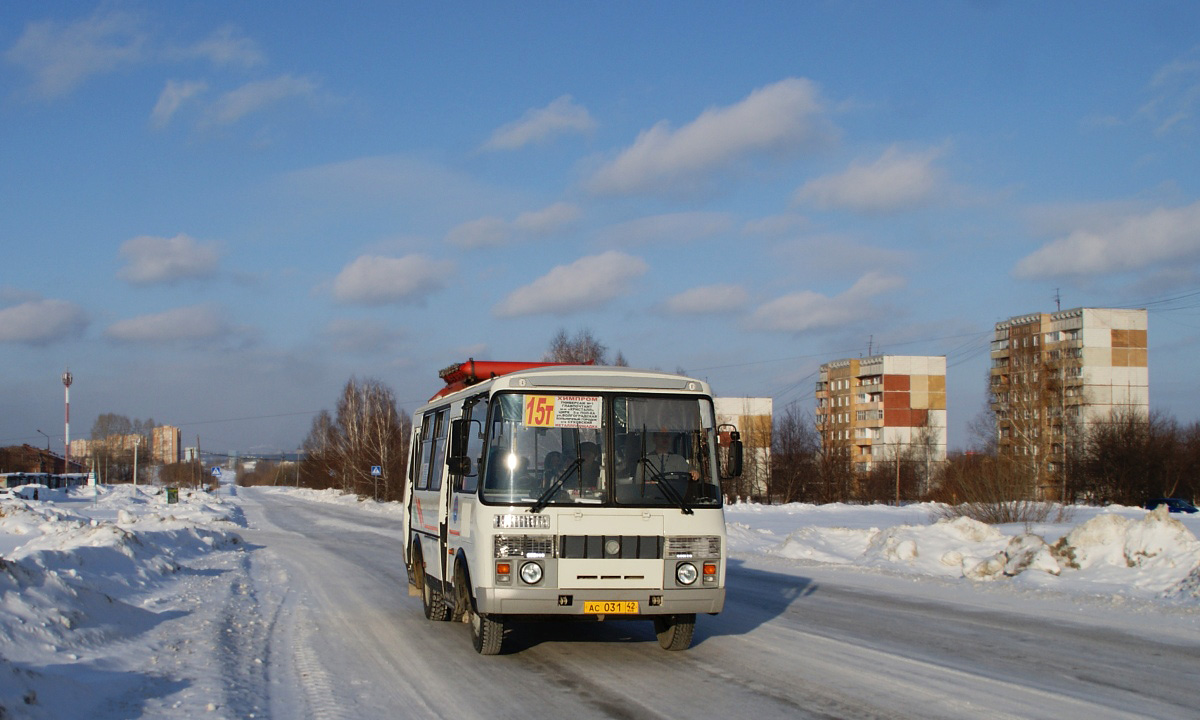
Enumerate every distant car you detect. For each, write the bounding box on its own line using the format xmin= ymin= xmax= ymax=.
xmin=1145 ymin=498 xmax=1199 ymax=514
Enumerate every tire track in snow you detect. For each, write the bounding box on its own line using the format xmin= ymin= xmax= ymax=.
xmin=290 ymin=607 xmax=351 ymax=720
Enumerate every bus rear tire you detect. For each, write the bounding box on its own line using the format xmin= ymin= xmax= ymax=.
xmin=654 ymin=614 xmax=696 ymax=651
xmin=470 ymin=608 xmax=505 ymax=655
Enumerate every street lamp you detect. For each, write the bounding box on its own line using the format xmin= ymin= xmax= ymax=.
xmin=133 ymin=436 xmax=140 ymax=488
xmin=62 ymin=370 xmax=73 ymax=473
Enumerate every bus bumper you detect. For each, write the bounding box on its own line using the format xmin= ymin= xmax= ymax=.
xmin=477 ymin=587 xmax=725 ymax=616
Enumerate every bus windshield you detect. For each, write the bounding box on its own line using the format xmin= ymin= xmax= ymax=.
xmin=479 ymin=392 xmax=722 ymax=509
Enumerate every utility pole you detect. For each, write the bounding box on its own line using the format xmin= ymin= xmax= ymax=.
xmin=133 ymin=436 xmax=140 ymax=488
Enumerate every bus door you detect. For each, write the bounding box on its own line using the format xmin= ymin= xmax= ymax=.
xmin=411 ymin=406 xmax=449 ymax=584
xmin=446 ymin=395 xmax=487 ymax=573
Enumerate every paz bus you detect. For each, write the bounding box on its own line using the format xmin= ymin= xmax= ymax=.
xmin=402 ymin=360 xmax=742 ymax=655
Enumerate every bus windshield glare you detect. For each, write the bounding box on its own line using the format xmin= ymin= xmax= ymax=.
xmin=480 ymin=392 xmax=723 ymax=509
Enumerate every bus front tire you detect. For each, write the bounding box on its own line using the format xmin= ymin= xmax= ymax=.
xmin=654 ymin=614 xmax=696 ymax=651
xmin=470 ymin=609 xmax=505 ymax=655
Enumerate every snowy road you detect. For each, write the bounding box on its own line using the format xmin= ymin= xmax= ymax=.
xmin=237 ymin=488 xmax=1200 ymax=720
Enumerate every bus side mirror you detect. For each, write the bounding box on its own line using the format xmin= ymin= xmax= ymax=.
xmin=447 ymin=419 xmax=471 ymax=476
xmin=718 ymin=425 xmax=743 ymax=479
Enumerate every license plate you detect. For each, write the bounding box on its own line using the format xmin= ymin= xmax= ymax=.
xmin=583 ymin=601 xmax=639 ymax=614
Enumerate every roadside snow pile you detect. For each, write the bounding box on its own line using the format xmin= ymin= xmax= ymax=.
xmin=0 ymin=485 xmax=244 ymax=717
xmin=725 ymin=501 xmax=1200 ymax=604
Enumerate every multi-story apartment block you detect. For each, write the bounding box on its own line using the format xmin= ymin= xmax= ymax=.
xmin=989 ymin=307 xmax=1148 ymax=496
xmin=151 ymin=425 xmax=182 ymax=464
xmin=815 ymin=355 xmax=947 ymax=478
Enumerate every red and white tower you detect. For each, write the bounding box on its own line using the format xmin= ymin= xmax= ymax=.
xmin=62 ymin=370 xmax=73 ymax=473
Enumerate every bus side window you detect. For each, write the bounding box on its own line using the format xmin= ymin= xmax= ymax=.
xmin=427 ymin=409 xmax=448 ymax=491
xmin=414 ymin=414 xmax=432 ymax=491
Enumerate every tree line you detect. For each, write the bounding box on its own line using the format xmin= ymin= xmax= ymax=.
xmin=767 ymin=402 xmax=1200 ymax=510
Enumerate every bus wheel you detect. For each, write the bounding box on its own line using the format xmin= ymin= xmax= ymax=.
xmin=470 ymin=607 xmax=505 ymax=655
xmin=423 ymin=572 xmax=450 ymax=621
xmin=653 ymin=614 xmax=696 ymax=651
xmin=416 ymin=548 xmax=449 ymax=622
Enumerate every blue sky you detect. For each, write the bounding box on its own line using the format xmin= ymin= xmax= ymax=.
xmin=3 ymin=1 xmax=1200 ymax=455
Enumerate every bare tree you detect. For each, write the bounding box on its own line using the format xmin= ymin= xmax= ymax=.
xmin=1073 ymin=408 xmax=1181 ymax=506
xmin=931 ymin=452 xmax=1057 ymax=524
xmin=545 ymin=328 xmax=609 ymax=364
xmin=330 ymin=377 xmax=411 ymax=502
xmin=769 ymin=403 xmax=820 ymax=503
xmin=299 ymin=410 xmax=339 ymax=490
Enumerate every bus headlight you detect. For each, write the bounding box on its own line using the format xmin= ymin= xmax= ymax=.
xmin=520 ymin=561 xmax=543 ymax=585
xmin=676 ymin=562 xmax=698 ymax=586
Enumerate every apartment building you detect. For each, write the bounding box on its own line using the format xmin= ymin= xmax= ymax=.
xmin=151 ymin=425 xmax=182 ymax=464
xmin=815 ymin=355 xmax=947 ymax=477
xmin=989 ymin=307 xmax=1148 ymax=495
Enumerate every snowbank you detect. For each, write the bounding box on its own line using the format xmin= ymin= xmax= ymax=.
xmin=726 ymin=501 xmax=1200 ymax=603
xmin=0 ymin=485 xmax=244 ymax=717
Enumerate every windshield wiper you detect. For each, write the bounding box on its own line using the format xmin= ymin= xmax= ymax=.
xmin=635 ymin=456 xmax=693 ymax=515
xmin=530 ymin=457 xmax=582 ymax=513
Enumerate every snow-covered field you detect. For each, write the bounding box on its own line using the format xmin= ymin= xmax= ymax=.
xmin=2 ymin=483 xmax=1198 ymax=718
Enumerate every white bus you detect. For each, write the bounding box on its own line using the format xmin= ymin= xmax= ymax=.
xmin=402 ymin=360 xmax=742 ymax=655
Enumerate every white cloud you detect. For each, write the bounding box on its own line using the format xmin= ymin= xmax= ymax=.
xmin=483 ymin=95 xmax=596 ymax=150
xmin=513 ymin=202 xmax=582 ymax=235
xmin=662 ymin=284 xmax=749 ymax=315
xmin=150 ymin=79 xmax=208 ymax=128
xmin=118 ymin=234 xmax=221 ymax=286
xmin=494 ymin=251 xmax=648 ymax=317
xmin=587 ymin=78 xmax=835 ymax=196
xmin=794 ymin=146 xmax=944 ymax=214
xmin=0 ymin=299 xmax=88 ymax=345
xmin=596 ymin=212 xmax=733 ymax=245
xmin=446 ymin=203 xmax=581 ymax=248
xmin=175 ymin=25 xmax=263 ymax=68
xmin=1014 ymin=200 xmax=1200 ymax=278
xmin=445 ymin=216 xmax=511 ymax=249
xmin=749 ymin=272 xmax=905 ymax=333
xmin=105 ymin=305 xmax=232 ymax=343
xmin=1138 ymin=47 xmax=1200 ymax=135
xmin=204 ymin=75 xmax=319 ymax=126
xmin=4 ymin=10 xmax=145 ymax=99
xmin=332 ymin=255 xmax=453 ymax=305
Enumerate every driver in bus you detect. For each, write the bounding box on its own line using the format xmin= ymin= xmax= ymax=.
xmin=579 ymin=442 xmax=601 ymax=492
xmin=650 ymin=431 xmax=699 ymax=481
